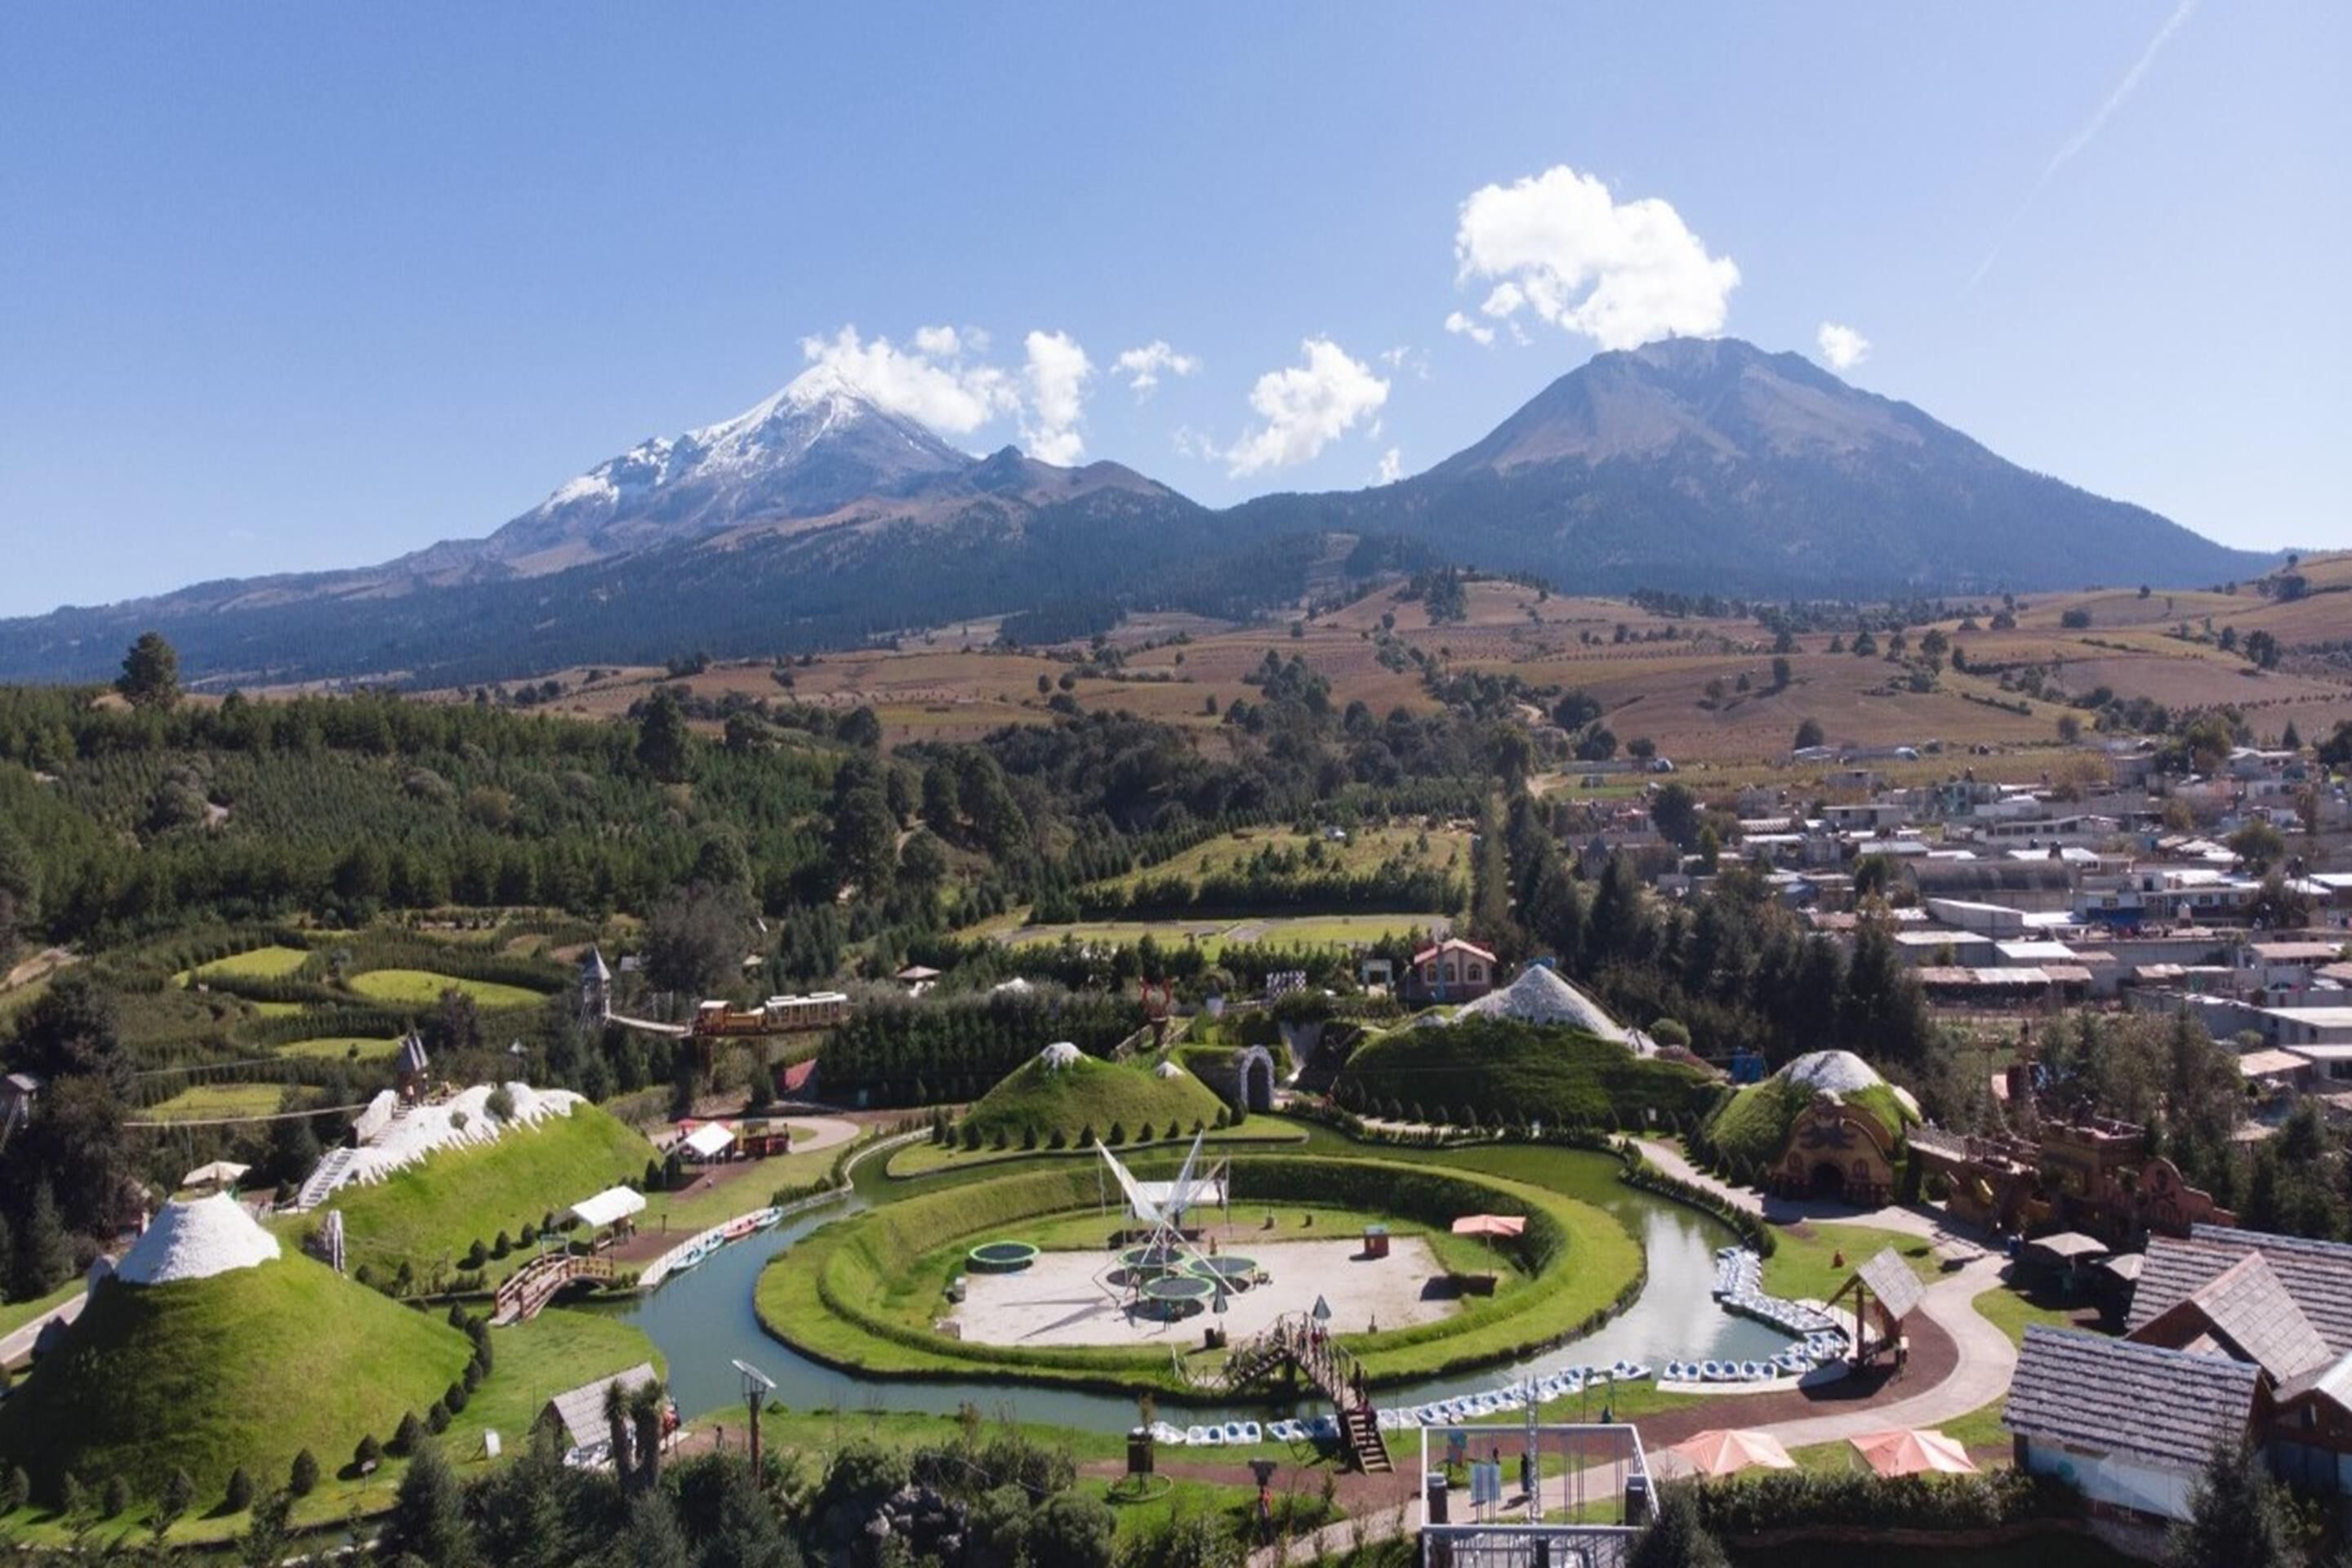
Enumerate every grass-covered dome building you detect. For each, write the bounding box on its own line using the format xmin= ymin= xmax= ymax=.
xmin=1699 ymin=1049 xmax=1920 ymax=1202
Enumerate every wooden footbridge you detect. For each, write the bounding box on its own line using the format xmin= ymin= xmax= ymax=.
xmin=493 ymin=1250 xmax=617 ymax=1325
xmin=1216 ymin=1312 xmax=1392 ymax=1473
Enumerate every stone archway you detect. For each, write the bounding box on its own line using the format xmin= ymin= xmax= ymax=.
xmin=1232 ymin=1044 xmax=1278 ymax=1113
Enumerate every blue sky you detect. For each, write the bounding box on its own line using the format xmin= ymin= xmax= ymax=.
xmin=2 ymin=2 xmax=2344 ymax=616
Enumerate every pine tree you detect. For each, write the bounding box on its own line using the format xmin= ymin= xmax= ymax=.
xmin=1628 ymin=1486 xmax=1728 ymax=1568
xmin=381 ymin=1441 xmax=477 ymax=1567
xmin=287 ymin=1449 xmax=318 ymax=1497
xmin=14 ymin=1180 xmax=74 ymax=1299
xmin=2172 ymin=1440 xmax=2293 ymax=1568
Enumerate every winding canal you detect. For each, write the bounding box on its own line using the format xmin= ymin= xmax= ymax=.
xmin=604 ymin=1144 xmax=1792 ymax=1430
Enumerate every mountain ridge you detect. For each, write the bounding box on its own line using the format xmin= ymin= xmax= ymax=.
xmin=0 ymin=337 xmax=2277 ymax=685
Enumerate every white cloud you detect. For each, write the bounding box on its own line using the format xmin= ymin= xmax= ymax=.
xmin=1374 ymin=448 xmax=1404 ymax=485
xmin=1453 ymin=164 xmax=1740 ymax=351
xmin=1019 ymin=329 xmax=1094 ymax=466
xmin=1112 ymin=340 xmax=1200 ymax=396
xmin=1224 ymin=338 xmax=1391 ymax=477
xmin=1815 ymin=322 xmax=1871 ymax=372
xmin=1443 ymin=310 xmax=1495 ymax=348
xmin=795 ymin=325 xmax=1018 ymax=434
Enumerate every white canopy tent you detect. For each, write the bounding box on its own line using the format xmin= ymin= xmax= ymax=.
xmin=570 ymin=1186 xmax=648 ymax=1230
xmin=679 ymin=1122 xmax=736 ymax=1160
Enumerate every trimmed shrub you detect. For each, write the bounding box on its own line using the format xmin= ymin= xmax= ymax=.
xmin=289 ymin=1449 xmax=318 ymax=1497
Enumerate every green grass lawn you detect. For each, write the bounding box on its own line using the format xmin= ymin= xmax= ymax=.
xmin=278 ymin=1103 xmax=656 ymax=1280
xmin=1760 ymin=1225 xmax=1938 ymax=1305
xmin=139 ymin=1081 xmax=300 ymax=1123
xmin=191 ymin=944 xmax=312 ymax=981
xmin=638 ymin=1144 xmax=842 ymax=1234
xmin=764 ymin=1154 xmax=1643 ymax=1396
xmin=0 ymin=1278 xmax=80 ymax=1343
xmin=1087 ymin=824 xmax=1470 ymax=893
xmin=0 ymin=1252 xmax=472 ymax=1505
xmin=345 ymin=969 xmax=549 ymax=1008
xmin=960 ymin=1053 xmax=1227 ymax=1147
xmin=1967 ymin=1277 xmax=2094 ymax=1346
xmin=0 ymin=1303 xmax=661 ymax=1548
xmin=886 ymin=1124 xmax=1307 ymax=1178
xmin=276 ymin=1035 xmax=403 ymax=1062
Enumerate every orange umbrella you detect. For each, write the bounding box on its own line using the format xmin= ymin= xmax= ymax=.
xmin=1450 ymin=1214 xmax=1527 ymax=1239
xmin=1849 ymin=1428 xmax=1977 ymax=1477
xmin=1663 ymin=1429 xmax=1797 ymax=1478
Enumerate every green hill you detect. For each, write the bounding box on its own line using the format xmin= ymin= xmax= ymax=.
xmin=0 ymin=1252 xmax=470 ymax=1503
xmin=961 ymin=1052 xmax=1227 ymax=1147
xmin=294 ymin=1101 xmax=657 ymax=1281
xmin=1334 ymin=1016 xmax=1716 ymax=1129
xmin=1700 ymin=1068 xmax=1918 ymax=1176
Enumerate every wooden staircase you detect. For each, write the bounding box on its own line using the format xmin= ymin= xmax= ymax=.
xmin=1217 ymin=1312 xmax=1392 ymax=1474
xmin=1341 ymin=1405 xmax=1392 ymax=1474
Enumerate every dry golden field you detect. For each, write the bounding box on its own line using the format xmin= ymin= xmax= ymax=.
xmin=421 ymin=552 xmax=2352 ymax=775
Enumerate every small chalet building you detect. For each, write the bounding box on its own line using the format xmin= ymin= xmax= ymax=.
xmin=2005 ymin=1326 xmax=2261 ymax=1521
xmin=0 ymin=1071 xmax=38 ymax=1141
xmin=1405 ymin=938 xmax=1498 ymax=1004
xmin=2002 ymin=1224 xmax=2352 ymax=1517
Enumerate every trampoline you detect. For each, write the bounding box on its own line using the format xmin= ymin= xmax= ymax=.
xmin=1117 ymin=1242 xmax=1188 ymax=1279
xmin=967 ymin=1240 xmax=1040 ymax=1274
xmin=1137 ymin=1272 xmax=1216 ymax=1319
xmin=1188 ymin=1256 xmax=1258 ymax=1290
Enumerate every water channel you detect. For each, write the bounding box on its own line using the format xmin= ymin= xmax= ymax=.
xmin=604 ymin=1146 xmax=1791 ymax=1431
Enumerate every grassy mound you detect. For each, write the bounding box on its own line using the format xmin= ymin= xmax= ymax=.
xmin=289 ymin=1102 xmax=656 ymax=1281
xmin=0 ymin=1253 xmax=470 ymax=1503
xmin=345 ymin=969 xmax=547 ymax=1008
xmin=1701 ymin=1076 xmax=1917 ymax=1175
xmin=756 ymin=1153 xmax=1643 ymax=1396
xmin=1334 ymin=1017 xmax=1716 ymax=1129
xmin=961 ymin=1054 xmax=1227 ymax=1147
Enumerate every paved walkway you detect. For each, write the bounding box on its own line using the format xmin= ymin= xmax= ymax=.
xmin=1631 ymin=1138 xmax=2016 ymax=1445
xmin=0 ymin=1291 xmax=83 ymax=1365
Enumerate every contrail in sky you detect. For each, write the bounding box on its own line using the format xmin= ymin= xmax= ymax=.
xmin=1969 ymin=0 xmax=2201 ymax=289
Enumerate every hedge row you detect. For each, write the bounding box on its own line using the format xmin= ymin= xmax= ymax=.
xmin=759 ymin=1154 xmax=1643 ymax=1397
xmin=1686 ymin=1469 xmax=2074 ymax=1535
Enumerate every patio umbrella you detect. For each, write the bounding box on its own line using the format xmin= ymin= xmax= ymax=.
xmin=1311 ymin=1294 xmax=1332 ymax=1324
xmin=1849 ymin=1428 xmax=1977 ymax=1477
xmin=1450 ymin=1214 xmax=1527 ymax=1280
xmin=1449 ymin=1214 xmax=1527 ymax=1240
xmin=181 ymin=1160 xmax=250 ymax=1192
xmin=1663 ymin=1429 xmax=1797 ymax=1478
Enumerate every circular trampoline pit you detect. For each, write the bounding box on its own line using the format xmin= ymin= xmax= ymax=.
xmin=966 ymin=1240 xmax=1041 ymax=1274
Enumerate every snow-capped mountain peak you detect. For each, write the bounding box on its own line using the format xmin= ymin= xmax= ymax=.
xmin=472 ymin=370 xmax=971 ymax=572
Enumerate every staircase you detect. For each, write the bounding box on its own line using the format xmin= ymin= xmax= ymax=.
xmin=288 ymin=1147 xmax=356 ymax=1212
xmin=1217 ymin=1312 xmax=1392 ymax=1474
xmin=1341 ymin=1405 xmax=1392 ymax=1474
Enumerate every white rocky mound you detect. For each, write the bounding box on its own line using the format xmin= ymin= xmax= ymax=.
xmin=115 ymin=1193 xmax=282 ymax=1285
xmin=295 ymin=1081 xmax=586 ymax=1210
xmin=1446 ymin=966 xmax=1628 ymax=1043
xmin=1152 ymin=1060 xmax=1187 ymax=1080
xmin=1777 ymin=1050 xmax=1884 ymax=1095
xmin=1038 ymin=1041 xmax=1084 ymax=1071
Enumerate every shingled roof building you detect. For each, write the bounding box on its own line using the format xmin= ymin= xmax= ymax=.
xmin=2123 ymin=1224 xmax=2352 ymax=1494
xmin=2006 ymin=1327 xmax=2260 ymax=1521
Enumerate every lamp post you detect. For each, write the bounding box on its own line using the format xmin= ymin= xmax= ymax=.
xmin=733 ymin=1359 xmax=776 ymax=1474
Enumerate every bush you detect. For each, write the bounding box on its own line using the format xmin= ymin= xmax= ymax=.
xmin=444 ymin=1382 xmax=469 ymax=1414
xmin=101 ymin=1475 xmax=131 ymax=1519
xmin=354 ymin=1435 xmax=384 ymax=1472
xmin=289 ymin=1449 xmax=319 ymax=1498
xmin=390 ymin=1413 xmax=424 ymax=1458
xmin=223 ymin=1466 xmax=255 ymax=1512
xmin=425 ymin=1400 xmax=451 ymax=1435
xmin=159 ymin=1467 xmax=194 ymax=1523
xmin=1686 ymin=1468 xmax=2072 ymax=1535
xmin=1 ymin=1464 xmax=28 ymax=1514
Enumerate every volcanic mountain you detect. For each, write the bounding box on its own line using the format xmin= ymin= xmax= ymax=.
xmin=0 ymin=338 xmax=2272 ymax=685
